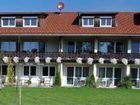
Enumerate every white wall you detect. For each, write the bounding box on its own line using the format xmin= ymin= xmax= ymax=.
xmin=15 ymin=63 xmax=57 ymax=86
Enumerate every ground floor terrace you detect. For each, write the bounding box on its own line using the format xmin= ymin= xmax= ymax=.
xmin=0 ymin=52 xmax=140 ymax=88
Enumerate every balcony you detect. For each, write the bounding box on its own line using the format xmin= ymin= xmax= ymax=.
xmin=0 ymin=52 xmax=140 ymax=60
xmin=0 ymin=52 xmax=140 ymax=62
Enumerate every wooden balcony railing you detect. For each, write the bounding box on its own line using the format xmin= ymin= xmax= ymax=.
xmin=1 ymin=52 xmax=140 ymax=61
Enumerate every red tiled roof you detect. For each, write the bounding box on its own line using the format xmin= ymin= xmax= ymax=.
xmin=0 ymin=12 xmax=140 ymax=36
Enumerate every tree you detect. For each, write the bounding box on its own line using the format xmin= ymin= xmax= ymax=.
xmin=86 ymin=74 xmax=96 ymax=87
xmin=7 ymin=58 xmax=15 ymax=86
xmin=55 ymin=71 xmax=61 ymax=86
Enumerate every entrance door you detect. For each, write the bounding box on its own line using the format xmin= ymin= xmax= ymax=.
xmin=67 ymin=67 xmax=74 ymax=85
xmin=114 ymin=68 xmax=122 ymax=86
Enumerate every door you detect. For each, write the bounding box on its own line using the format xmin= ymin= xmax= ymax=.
xmin=67 ymin=67 xmax=74 ymax=85
xmin=114 ymin=68 xmax=122 ymax=86
xmin=68 ymin=42 xmax=75 ymax=53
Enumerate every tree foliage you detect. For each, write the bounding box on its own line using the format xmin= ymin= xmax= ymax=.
xmin=86 ymin=74 xmax=96 ymax=87
xmin=55 ymin=71 xmax=61 ymax=86
xmin=7 ymin=58 xmax=15 ymax=86
xmin=118 ymin=76 xmax=132 ymax=89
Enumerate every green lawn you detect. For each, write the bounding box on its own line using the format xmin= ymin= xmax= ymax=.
xmin=0 ymin=87 xmax=140 ymax=105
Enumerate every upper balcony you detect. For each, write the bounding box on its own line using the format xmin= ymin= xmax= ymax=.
xmin=1 ymin=52 xmax=140 ymax=64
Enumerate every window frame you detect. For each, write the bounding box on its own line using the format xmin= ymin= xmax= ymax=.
xmin=23 ymin=66 xmax=36 ymax=76
xmin=82 ymin=16 xmax=94 ymax=27
xmin=131 ymin=42 xmax=140 ymax=53
xmin=22 ymin=41 xmax=45 ymax=53
xmin=100 ymin=16 xmax=112 ymax=27
xmin=1 ymin=17 xmax=16 ymax=27
xmin=0 ymin=41 xmax=17 ymax=52
xmin=42 ymin=66 xmax=56 ymax=77
xmin=23 ymin=16 xmax=38 ymax=27
xmin=67 ymin=66 xmax=89 ymax=78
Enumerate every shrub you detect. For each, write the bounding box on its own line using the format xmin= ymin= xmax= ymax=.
xmin=55 ymin=71 xmax=61 ymax=86
xmin=86 ymin=75 xmax=96 ymax=87
xmin=118 ymin=76 xmax=132 ymax=89
xmin=27 ymin=79 xmax=31 ymax=86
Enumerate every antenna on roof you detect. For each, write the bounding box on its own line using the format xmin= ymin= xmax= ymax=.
xmin=57 ymin=2 xmax=64 ymax=14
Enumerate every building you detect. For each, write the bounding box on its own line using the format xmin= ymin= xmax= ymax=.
xmin=0 ymin=12 xmax=140 ymax=88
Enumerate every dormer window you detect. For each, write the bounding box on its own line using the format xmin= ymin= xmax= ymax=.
xmin=100 ymin=16 xmax=112 ymax=27
xmin=82 ymin=16 xmax=94 ymax=27
xmin=23 ymin=16 xmax=38 ymax=27
xmin=1 ymin=17 xmax=16 ymax=27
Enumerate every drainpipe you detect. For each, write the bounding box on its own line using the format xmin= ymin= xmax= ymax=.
xmin=59 ymin=36 xmax=63 ymax=52
xmin=93 ymin=64 xmax=97 ymax=82
xmin=59 ymin=36 xmax=63 ymax=86
xmin=126 ymin=39 xmax=131 ymax=76
xmin=126 ymin=65 xmax=131 ymax=76
xmin=17 ymin=36 xmax=21 ymax=105
xmin=127 ymin=39 xmax=131 ymax=53
xmin=94 ymin=39 xmax=98 ymax=53
xmin=93 ymin=39 xmax=98 ymax=82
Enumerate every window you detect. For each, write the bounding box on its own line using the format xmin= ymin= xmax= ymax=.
xmin=100 ymin=16 xmax=112 ymax=27
xmin=98 ymin=67 xmax=113 ymax=78
xmin=24 ymin=66 xmax=29 ymax=76
xmin=131 ymin=42 xmax=140 ymax=53
xmin=31 ymin=66 xmax=36 ymax=76
xmin=114 ymin=68 xmax=121 ymax=86
xmin=99 ymin=68 xmax=105 ymax=78
xmin=2 ymin=65 xmax=15 ymax=75
xmin=76 ymin=41 xmax=93 ymax=53
xmin=99 ymin=42 xmax=114 ymax=53
xmin=76 ymin=67 xmax=82 ymax=77
xmin=82 ymin=16 xmax=94 ymax=27
xmin=23 ymin=42 xmax=45 ymax=53
xmin=67 ymin=67 xmax=74 ymax=85
xmin=0 ymin=42 xmax=17 ymax=52
xmin=99 ymin=41 xmax=124 ymax=53
xmin=2 ymin=65 xmax=7 ymax=75
xmin=98 ymin=67 xmax=121 ymax=86
xmin=1 ymin=17 xmax=16 ymax=27
xmin=68 ymin=42 xmax=75 ymax=53
xmin=67 ymin=67 xmax=89 ymax=78
xmin=83 ymin=67 xmax=89 ymax=77
xmin=116 ymin=42 xmax=124 ymax=53
xmin=23 ymin=17 xmax=38 ymax=27
xmin=42 ymin=66 xmax=55 ymax=76
xmin=131 ymin=68 xmax=140 ymax=86
xmin=50 ymin=67 xmax=55 ymax=76
xmin=67 ymin=66 xmax=89 ymax=85
xmin=67 ymin=67 xmax=74 ymax=77
xmin=114 ymin=68 xmax=121 ymax=78
xmin=43 ymin=67 xmax=48 ymax=76
xmin=24 ymin=66 xmax=36 ymax=76
xmin=106 ymin=68 xmax=113 ymax=78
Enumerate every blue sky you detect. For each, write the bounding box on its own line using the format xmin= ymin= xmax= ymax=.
xmin=0 ymin=0 xmax=139 ymax=12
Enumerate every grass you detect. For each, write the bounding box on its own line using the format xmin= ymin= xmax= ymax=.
xmin=0 ymin=87 xmax=140 ymax=105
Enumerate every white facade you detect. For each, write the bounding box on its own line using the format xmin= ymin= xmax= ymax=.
xmin=0 ymin=36 xmax=140 ymax=88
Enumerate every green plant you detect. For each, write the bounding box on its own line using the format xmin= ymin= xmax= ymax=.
xmin=86 ymin=74 xmax=96 ymax=87
xmin=118 ymin=75 xmax=132 ymax=89
xmin=7 ymin=58 xmax=15 ymax=86
xmin=54 ymin=71 xmax=61 ymax=86
xmin=27 ymin=79 xmax=31 ymax=86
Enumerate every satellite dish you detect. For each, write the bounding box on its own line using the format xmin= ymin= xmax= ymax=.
xmin=57 ymin=2 xmax=64 ymax=12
